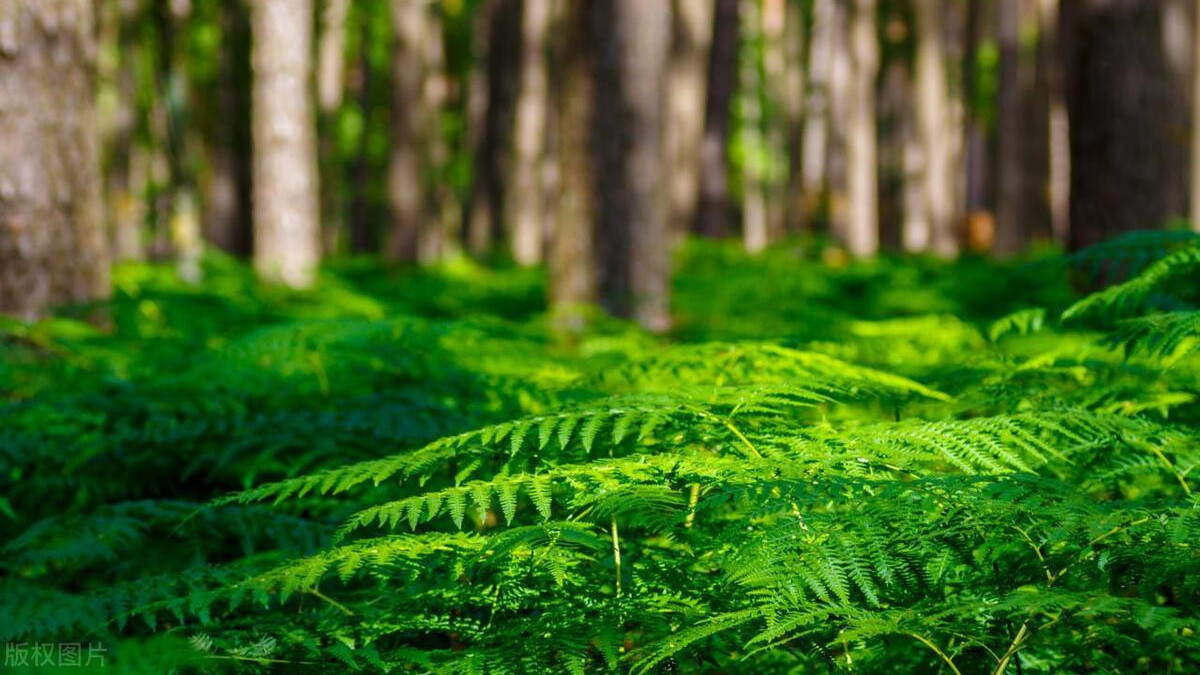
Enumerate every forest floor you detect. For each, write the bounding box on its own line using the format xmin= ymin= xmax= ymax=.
xmin=2 ymin=237 xmax=1197 ymax=673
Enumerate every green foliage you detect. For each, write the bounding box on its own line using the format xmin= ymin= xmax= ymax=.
xmin=2 ymin=240 xmax=1198 ymax=673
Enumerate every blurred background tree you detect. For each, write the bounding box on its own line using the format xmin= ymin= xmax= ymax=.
xmin=2 ymin=0 xmax=1199 ymax=326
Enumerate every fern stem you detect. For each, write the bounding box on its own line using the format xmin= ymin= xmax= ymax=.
xmin=306 ymin=588 xmax=354 ymax=616
xmin=1143 ymin=440 xmax=1193 ymax=496
xmin=684 ymin=483 xmax=700 ymax=528
xmin=992 ymin=622 xmax=1029 ymax=675
xmin=999 ymin=515 xmax=1153 ymax=674
xmin=718 ymin=416 xmax=763 ymax=459
xmin=1052 ymin=516 xmax=1151 ymax=581
xmin=1012 ymin=526 xmax=1053 ymax=584
xmin=610 ymin=516 xmax=622 ymax=598
xmin=203 ymin=655 xmax=319 ymax=666
xmin=308 ymin=352 xmax=330 ymax=398
xmin=904 ymin=633 xmax=963 ymax=675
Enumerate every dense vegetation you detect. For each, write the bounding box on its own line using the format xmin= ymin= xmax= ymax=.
xmin=2 ymin=233 xmax=1199 ymax=673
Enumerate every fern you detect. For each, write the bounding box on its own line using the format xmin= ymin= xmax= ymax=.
xmin=3 ymin=241 xmax=1200 ymax=673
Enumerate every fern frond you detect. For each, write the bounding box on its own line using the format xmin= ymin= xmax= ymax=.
xmin=1064 ymin=242 xmax=1200 ymax=322
xmin=1107 ymin=311 xmax=1200 ymax=365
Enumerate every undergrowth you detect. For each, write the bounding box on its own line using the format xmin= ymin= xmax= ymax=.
xmin=2 ymin=234 xmax=1198 ymax=673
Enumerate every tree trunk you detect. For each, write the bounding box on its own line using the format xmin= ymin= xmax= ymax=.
xmin=465 ymin=0 xmax=520 ymax=257
xmin=1061 ymin=0 xmax=1176 ymax=250
xmin=741 ymin=0 xmax=768 ymax=253
xmin=506 ymin=0 xmax=552 ymax=265
xmin=252 ymin=0 xmax=320 ymax=287
xmin=317 ymin=0 xmax=350 ymax=254
xmin=911 ymin=0 xmax=959 ymax=256
xmin=0 ymin=0 xmax=110 ymax=319
xmin=1193 ymin=0 xmax=1200 ymax=231
xmin=549 ymin=0 xmax=597 ymax=322
xmin=387 ymin=0 xmax=430 ymax=262
xmin=897 ymin=60 xmax=928 ymax=253
xmin=758 ymin=0 xmax=789 ymax=246
xmin=665 ymin=0 xmax=714 ymax=241
xmin=1039 ymin=0 xmax=1070 ymax=245
xmin=961 ymin=0 xmax=992 ymax=252
xmin=1160 ymin=0 xmax=1192 ymax=225
xmin=101 ymin=0 xmax=146 ymax=262
xmin=993 ymin=0 xmax=1024 ymax=255
xmin=801 ymin=0 xmax=835 ymax=231
xmin=841 ymin=0 xmax=879 ymax=257
xmin=347 ymin=19 xmax=374 ymax=254
xmin=1019 ymin=0 xmax=1053 ymax=246
xmin=205 ymin=0 xmax=253 ymax=257
xmin=152 ymin=0 xmax=202 ymax=282
xmin=593 ymin=0 xmax=672 ymax=332
xmin=780 ymin=0 xmax=807 ymax=234
xmin=826 ymin=0 xmax=853 ymax=241
xmin=695 ymin=0 xmax=740 ymax=239
xmin=464 ymin=4 xmax=492 ymax=256
xmin=415 ymin=6 xmax=454 ymax=264
xmin=318 ymin=0 xmax=350 ymax=114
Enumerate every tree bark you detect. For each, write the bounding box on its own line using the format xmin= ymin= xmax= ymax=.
xmin=756 ymin=0 xmax=789 ymax=247
xmin=910 ymin=0 xmax=959 ymax=256
xmin=549 ymin=0 xmax=596 ymax=321
xmin=780 ymin=0 xmax=807 ymax=234
xmin=0 ymin=0 xmax=110 ymax=319
xmin=251 ymin=0 xmax=320 ymax=287
xmin=897 ymin=60 xmax=927 ymax=253
xmin=665 ymin=0 xmax=714 ymax=241
xmin=841 ymin=0 xmax=879 ymax=257
xmin=1039 ymin=0 xmax=1070 ymax=246
xmin=1160 ymin=0 xmax=1192 ymax=226
xmin=1061 ymin=0 xmax=1176 ymax=250
xmin=1019 ymin=0 xmax=1053 ymax=246
xmin=101 ymin=0 xmax=146 ymax=262
xmin=801 ymin=0 xmax=835 ymax=231
xmin=156 ymin=0 xmax=202 ymax=283
xmin=593 ymin=0 xmax=672 ymax=332
xmin=317 ymin=0 xmax=350 ymax=254
xmin=1193 ymin=0 xmax=1200 ymax=231
xmin=506 ymin=0 xmax=552 ymax=265
xmin=386 ymin=0 xmax=430 ymax=262
xmin=993 ymin=0 xmax=1024 ymax=255
xmin=695 ymin=0 xmax=740 ymax=239
xmin=205 ymin=0 xmax=253 ymax=257
xmin=741 ymin=0 xmax=768 ymax=253
xmin=466 ymin=0 xmax=520 ymax=257
xmin=960 ymin=0 xmax=992 ymax=252
xmin=414 ymin=6 xmax=454 ymax=264
xmin=826 ymin=0 xmax=852 ymax=241
xmin=318 ymin=0 xmax=350 ymax=114
xmin=347 ymin=19 xmax=375 ymax=254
